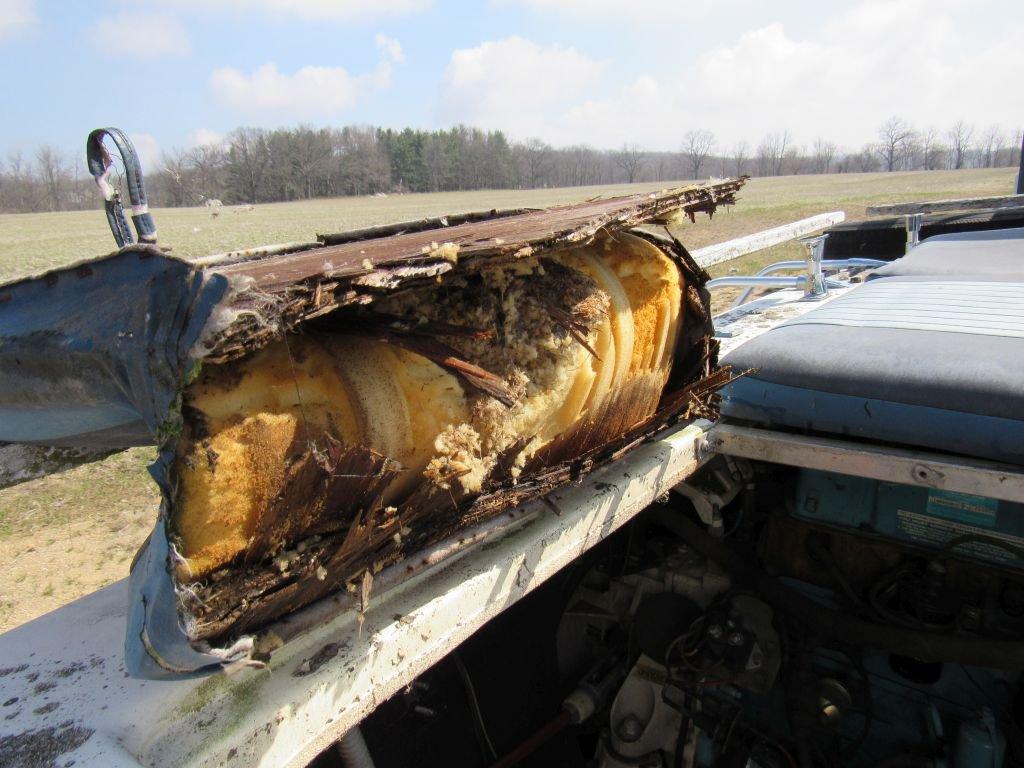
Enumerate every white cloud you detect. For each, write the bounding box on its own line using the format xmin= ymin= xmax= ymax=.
xmin=441 ymin=1 xmax=1024 ymax=151
xmin=0 ymin=0 xmax=35 ymax=41
xmin=492 ymin=0 xmax=726 ymax=22
xmin=89 ymin=12 xmax=191 ymax=57
xmin=129 ymin=133 xmax=161 ymax=170
xmin=190 ymin=128 xmax=224 ymax=148
xmin=211 ymin=64 xmax=362 ymax=112
xmin=375 ymin=33 xmax=404 ymax=64
xmin=210 ymin=30 xmax=403 ymax=117
xmin=440 ymin=37 xmax=605 ymax=143
xmin=682 ymin=0 xmax=1013 ymax=147
xmin=171 ymin=0 xmax=430 ymax=21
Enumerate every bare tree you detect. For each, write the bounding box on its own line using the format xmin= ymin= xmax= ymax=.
xmin=158 ymin=148 xmax=193 ymax=207
xmin=732 ymin=141 xmax=748 ymax=176
xmin=876 ymin=117 xmax=913 ymax=172
xmin=812 ymin=138 xmax=837 ymax=174
xmin=978 ymin=125 xmax=1002 ymax=168
xmin=188 ymin=143 xmax=228 ymax=200
xmin=335 ymin=126 xmax=392 ymax=195
xmin=948 ymin=121 xmax=974 ymax=170
xmin=613 ymin=143 xmax=645 ymax=183
xmin=35 ymin=145 xmax=68 ymax=212
xmin=681 ymin=129 xmax=715 ymax=179
xmin=9 ymin=119 xmax=1024 ymax=213
xmin=226 ymin=127 xmax=272 ymax=202
xmin=782 ymin=146 xmax=808 ymax=175
xmin=519 ymin=138 xmax=552 ymax=187
xmin=2 ymin=150 xmax=38 ymax=212
xmin=287 ymin=126 xmax=333 ymax=199
xmin=853 ymin=144 xmax=878 ymax=173
xmin=995 ymin=129 xmax=1022 ymax=168
xmin=757 ymin=131 xmax=790 ymax=176
xmin=918 ymin=127 xmax=946 ymax=170
xmin=655 ymin=152 xmax=676 ymax=182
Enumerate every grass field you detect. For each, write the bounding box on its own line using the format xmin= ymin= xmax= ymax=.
xmin=0 ymin=167 xmax=1016 ymax=632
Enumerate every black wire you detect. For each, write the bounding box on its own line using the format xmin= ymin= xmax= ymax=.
xmin=672 ymin=716 xmax=690 ymax=768
xmin=808 ymin=537 xmax=868 ymax=612
xmin=452 ymin=651 xmax=499 ymax=762
xmin=839 ymin=649 xmax=874 ymax=759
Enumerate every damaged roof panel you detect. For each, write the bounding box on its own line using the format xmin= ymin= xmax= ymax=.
xmin=204 ymin=180 xmax=745 ymax=361
xmin=0 ymin=179 xmax=745 ymax=678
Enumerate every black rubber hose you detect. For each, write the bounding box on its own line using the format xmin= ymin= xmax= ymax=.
xmin=86 ymin=127 xmax=158 ymax=245
xmin=103 ymin=199 xmax=133 ymax=248
xmin=651 ymin=509 xmax=1024 ymax=670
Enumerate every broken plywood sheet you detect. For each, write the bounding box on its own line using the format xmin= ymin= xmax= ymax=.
xmin=203 ymin=180 xmax=745 ymax=361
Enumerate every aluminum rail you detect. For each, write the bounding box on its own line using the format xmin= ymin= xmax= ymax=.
xmin=690 ymin=211 xmax=845 ymax=269
xmin=0 ymin=421 xmax=713 ymax=768
xmin=708 ymin=275 xmax=812 ymax=291
xmin=731 ymin=257 xmax=886 ymax=307
xmin=707 ymin=235 xmax=839 ymax=299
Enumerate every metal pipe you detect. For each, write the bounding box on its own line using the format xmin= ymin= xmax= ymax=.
xmin=837 ymin=257 xmax=889 ymax=269
xmin=753 ymin=259 xmax=807 ymax=272
xmin=706 ymin=275 xmax=807 ymax=291
xmin=800 ymin=234 xmax=828 ymax=299
xmin=732 ymin=258 xmax=885 ymax=307
xmin=905 ymin=213 xmax=923 ymax=252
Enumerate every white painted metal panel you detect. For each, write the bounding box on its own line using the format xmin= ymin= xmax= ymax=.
xmin=691 ymin=212 xmax=845 ymax=269
xmin=0 ymin=421 xmax=712 ymax=768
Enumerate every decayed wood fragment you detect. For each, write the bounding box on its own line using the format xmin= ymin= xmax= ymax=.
xmin=202 ymin=179 xmax=744 ymax=363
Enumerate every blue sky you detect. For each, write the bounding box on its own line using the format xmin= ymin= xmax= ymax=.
xmin=1 ymin=0 xmax=1021 ymax=164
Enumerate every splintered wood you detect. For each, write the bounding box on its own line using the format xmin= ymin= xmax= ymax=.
xmin=170 ymin=180 xmax=743 ymax=643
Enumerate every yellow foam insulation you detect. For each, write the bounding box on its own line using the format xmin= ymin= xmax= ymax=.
xmin=174 ymin=232 xmax=683 ymax=577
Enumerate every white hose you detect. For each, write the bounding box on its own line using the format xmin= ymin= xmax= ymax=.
xmin=336 ymin=726 xmax=376 ymax=768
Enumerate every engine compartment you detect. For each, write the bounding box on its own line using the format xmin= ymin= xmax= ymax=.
xmin=334 ymin=457 xmax=1022 ymax=768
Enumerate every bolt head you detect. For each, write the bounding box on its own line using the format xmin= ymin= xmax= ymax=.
xmin=617 ymin=714 xmax=645 ymax=743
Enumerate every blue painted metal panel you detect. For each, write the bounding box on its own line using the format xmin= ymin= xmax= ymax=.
xmin=0 ymin=248 xmax=231 ymax=677
xmin=795 ymin=469 xmax=1024 ymax=569
xmin=0 ymin=248 xmax=227 ymax=447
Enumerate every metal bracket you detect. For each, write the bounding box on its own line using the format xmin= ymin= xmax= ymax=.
xmin=798 ymin=234 xmax=828 ymax=300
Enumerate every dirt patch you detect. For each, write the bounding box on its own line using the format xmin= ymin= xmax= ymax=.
xmin=0 ymin=720 xmax=93 ymax=768
xmin=293 ymin=643 xmax=343 ymax=677
xmin=0 ymin=448 xmax=157 ymax=632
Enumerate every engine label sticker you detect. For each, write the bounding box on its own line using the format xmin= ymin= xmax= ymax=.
xmin=896 ymin=509 xmax=1022 ymax=566
xmin=924 ymin=489 xmax=999 ymax=528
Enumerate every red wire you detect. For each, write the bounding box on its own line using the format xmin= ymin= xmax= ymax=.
xmin=489 ymin=709 xmax=573 ymax=768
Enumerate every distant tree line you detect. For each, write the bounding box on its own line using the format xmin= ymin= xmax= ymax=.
xmin=0 ymin=118 xmax=1020 ymax=213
